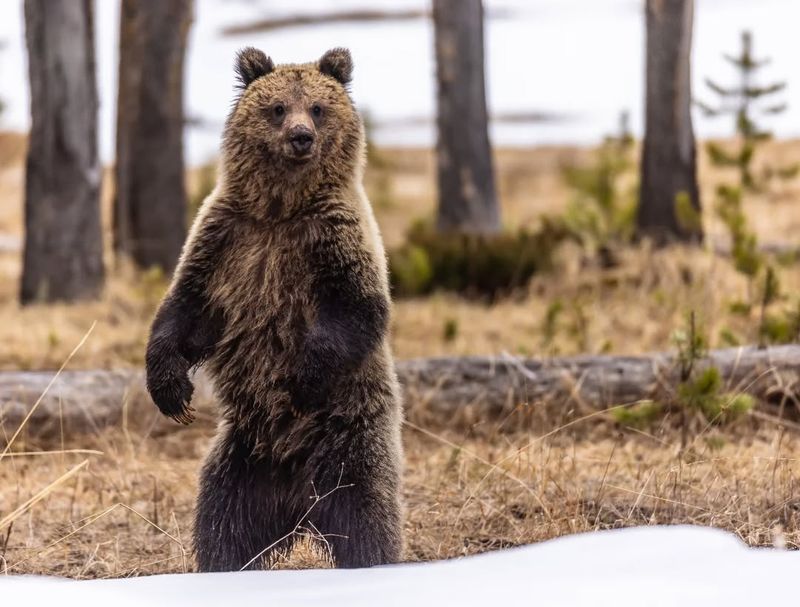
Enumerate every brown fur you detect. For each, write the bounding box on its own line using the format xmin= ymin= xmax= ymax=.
xmin=145 ymin=48 xmax=404 ymax=571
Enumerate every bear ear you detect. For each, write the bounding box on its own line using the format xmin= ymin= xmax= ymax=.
xmin=235 ymin=47 xmax=274 ymax=89
xmin=318 ymin=48 xmax=353 ymax=86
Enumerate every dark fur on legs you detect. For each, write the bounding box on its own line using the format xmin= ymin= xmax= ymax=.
xmin=310 ymin=465 xmax=403 ymax=567
xmin=194 ymin=428 xmax=302 ymax=571
xmin=193 ymin=417 xmax=403 ymax=572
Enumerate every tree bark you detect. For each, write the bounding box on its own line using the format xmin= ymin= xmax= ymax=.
xmin=114 ymin=0 xmax=192 ymax=273
xmin=432 ymin=0 xmax=500 ymax=234
xmin=21 ymin=0 xmax=104 ymax=303
xmin=637 ymin=0 xmax=701 ymax=244
xmin=2 ymin=346 xmax=798 ymax=439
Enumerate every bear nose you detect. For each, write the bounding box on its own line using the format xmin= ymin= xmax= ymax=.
xmin=289 ymin=128 xmax=314 ymax=154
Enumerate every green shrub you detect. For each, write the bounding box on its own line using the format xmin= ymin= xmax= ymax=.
xmin=388 ymin=218 xmax=570 ymax=298
xmin=727 ymin=300 xmax=752 ymax=316
xmin=704 ymin=436 xmax=727 ymax=451
xmin=560 ymin=112 xmax=637 ymax=263
xmin=674 ymin=191 xmax=703 ymax=234
xmin=611 ymin=400 xmax=663 ymax=429
xmin=389 ymin=244 xmax=433 ymax=295
xmin=541 ymin=299 xmax=564 ymax=346
xmin=442 ymin=318 xmax=459 ymax=342
xmin=700 ymin=392 xmax=755 ymax=425
xmin=715 ymin=184 xmax=761 ymax=279
xmin=673 ymin=313 xmax=753 ymax=428
xmin=678 ymin=366 xmax=722 ymax=417
xmin=760 ymin=309 xmax=800 ymax=345
xmin=677 ymin=366 xmax=754 ymax=424
xmin=718 ymin=327 xmax=740 ymax=347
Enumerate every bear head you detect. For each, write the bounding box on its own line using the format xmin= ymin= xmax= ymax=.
xmin=222 ymin=47 xmax=364 ymax=199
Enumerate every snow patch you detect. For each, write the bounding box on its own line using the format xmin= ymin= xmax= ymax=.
xmin=2 ymin=525 xmax=796 ymax=606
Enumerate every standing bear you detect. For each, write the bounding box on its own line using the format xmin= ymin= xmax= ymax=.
xmin=145 ymin=47 xmax=404 ymax=572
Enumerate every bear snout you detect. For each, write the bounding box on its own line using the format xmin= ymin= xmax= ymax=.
xmin=288 ymin=125 xmax=315 ymax=157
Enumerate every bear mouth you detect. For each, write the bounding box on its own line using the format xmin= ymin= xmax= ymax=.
xmin=282 ymin=146 xmax=315 ymax=165
xmin=288 ymin=152 xmax=313 ymax=164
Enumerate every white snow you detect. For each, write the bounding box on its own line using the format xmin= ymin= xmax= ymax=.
xmin=1 ymin=525 xmax=797 ymax=606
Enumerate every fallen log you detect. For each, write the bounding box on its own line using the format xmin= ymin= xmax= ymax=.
xmin=1 ymin=345 xmax=798 ymax=440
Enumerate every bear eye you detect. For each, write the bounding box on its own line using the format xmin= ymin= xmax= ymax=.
xmin=273 ymin=104 xmax=285 ymax=118
xmin=311 ymin=104 xmax=323 ymax=118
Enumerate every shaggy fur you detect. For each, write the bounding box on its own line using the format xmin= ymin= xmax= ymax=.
xmin=145 ymin=48 xmax=404 ymax=572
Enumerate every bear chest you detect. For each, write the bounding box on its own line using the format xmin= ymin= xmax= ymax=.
xmin=210 ymin=228 xmax=313 ymax=326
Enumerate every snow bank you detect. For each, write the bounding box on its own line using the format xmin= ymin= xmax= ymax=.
xmin=2 ymin=525 xmax=797 ymax=606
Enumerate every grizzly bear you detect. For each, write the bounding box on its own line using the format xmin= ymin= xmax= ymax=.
xmin=145 ymin=47 xmax=404 ymax=572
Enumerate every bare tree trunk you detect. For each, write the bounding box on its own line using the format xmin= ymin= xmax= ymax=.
xmin=114 ymin=0 xmax=192 ymax=273
xmin=638 ymin=0 xmax=701 ymax=244
xmin=432 ymin=0 xmax=499 ymax=234
xmin=21 ymin=0 xmax=104 ymax=303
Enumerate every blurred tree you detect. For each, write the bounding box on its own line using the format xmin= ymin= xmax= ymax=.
xmin=432 ymin=0 xmax=499 ymax=234
xmin=697 ymin=30 xmax=797 ymax=191
xmin=114 ymin=0 xmax=193 ymax=273
xmin=638 ymin=0 xmax=702 ymax=244
xmin=21 ymin=0 xmax=104 ymax=303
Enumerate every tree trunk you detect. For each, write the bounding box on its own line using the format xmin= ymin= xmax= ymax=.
xmin=114 ymin=0 xmax=192 ymax=273
xmin=3 ymin=346 xmax=798 ymax=439
xmin=21 ymin=0 xmax=104 ymax=303
xmin=432 ymin=0 xmax=499 ymax=234
xmin=637 ymin=0 xmax=701 ymax=244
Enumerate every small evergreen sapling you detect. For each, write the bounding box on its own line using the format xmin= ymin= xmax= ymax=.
xmin=610 ymin=312 xmax=754 ymax=435
xmin=672 ymin=312 xmax=753 ymax=442
xmin=698 ymin=30 xmax=797 ymax=192
xmin=698 ymin=31 xmax=799 ymax=346
xmin=699 ymin=31 xmax=789 ymax=284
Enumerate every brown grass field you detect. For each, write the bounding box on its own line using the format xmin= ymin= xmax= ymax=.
xmin=1 ymin=132 xmax=800 ymax=577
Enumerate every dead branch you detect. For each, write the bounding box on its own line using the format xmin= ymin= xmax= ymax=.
xmin=219 ymin=8 xmax=511 ymax=36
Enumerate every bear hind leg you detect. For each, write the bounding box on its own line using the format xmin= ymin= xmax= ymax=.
xmin=193 ymin=440 xmax=298 ymax=572
xmin=312 ymin=476 xmax=403 ymax=569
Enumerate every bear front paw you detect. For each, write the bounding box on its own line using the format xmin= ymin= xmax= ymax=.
xmin=146 ymin=354 xmax=196 ymax=425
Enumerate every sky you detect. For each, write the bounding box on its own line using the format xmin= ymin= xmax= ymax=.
xmin=0 ymin=0 xmax=798 ymax=165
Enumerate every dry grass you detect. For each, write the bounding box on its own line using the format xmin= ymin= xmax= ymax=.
xmin=0 ymin=239 xmax=795 ymax=367
xmin=1 ymin=133 xmax=800 ymax=578
xmin=3 ymin=417 xmax=800 ymax=578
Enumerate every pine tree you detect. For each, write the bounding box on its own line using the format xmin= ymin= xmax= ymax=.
xmin=698 ymin=31 xmax=788 ymax=283
xmin=699 ymin=31 xmax=798 ymax=347
xmin=698 ymin=30 xmax=797 ymax=191
xmin=698 ymin=30 xmax=795 ymax=281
